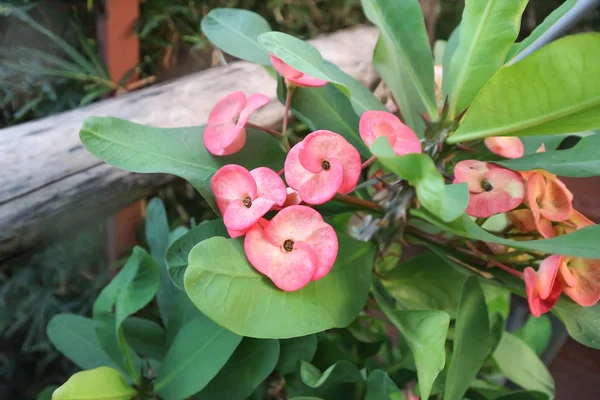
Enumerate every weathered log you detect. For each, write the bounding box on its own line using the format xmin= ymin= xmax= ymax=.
xmin=0 ymin=26 xmax=379 ymax=262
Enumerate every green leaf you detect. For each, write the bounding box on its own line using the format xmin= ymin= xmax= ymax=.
xmin=278 ymin=335 xmax=319 ymax=375
xmin=154 ymin=314 xmax=242 ymax=400
xmin=444 ymin=277 xmax=491 ymax=400
xmin=493 ymin=333 xmax=555 ymax=397
xmin=47 ymin=314 xmax=116 ymax=370
xmin=80 ymin=117 xmax=286 ymax=211
xmin=448 ymin=33 xmax=600 ymax=143
xmin=361 ymin=0 xmax=437 ymax=134
xmin=166 ymin=219 xmax=229 ymax=290
xmin=514 ymin=315 xmax=552 ymax=356
xmin=51 ymin=367 xmax=136 ymax=400
xmin=258 ymin=32 xmax=385 ymax=115
xmin=553 ymin=298 xmax=600 ymax=349
xmin=370 ymin=137 xmax=468 ymax=221
xmin=494 ymin=391 xmax=549 ymax=400
xmin=381 ymin=252 xmax=468 ymax=316
xmin=372 ymin=282 xmax=450 ymax=400
xmin=184 ymin=233 xmax=375 ymax=338
xmin=506 ymin=0 xmax=577 ymax=62
xmin=442 ymin=25 xmax=460 ymax=97
xmin=414 ymin=210 xmax=600 ymax=259
xmin=299 ymin=360 xmax=363 ymax=389
xmin=121 ymin=317 xmax=166 ymax=361
xmin=497 ymin=134 xmax=600 ymax=177
xmin=277 ymin=80 xmax=369 ymax=157
xmin=446 ymin=0 xmax=528 ymax=117
xmin=365 ymin=369 xmax=405 ymax=400
xmin=201 ymin=8 xmax=272 ymax=65
xmin=197 ymin=338 xmax=279 ymax=400
xmin=37 ymin=385 xmax=59 ymax=400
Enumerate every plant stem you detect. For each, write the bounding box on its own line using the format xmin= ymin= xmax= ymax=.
xmin=362 ymin=155 xmax=377 ymax=169
xmin=281 ymin=85 xmax=295 ymax=152
xmin=245 ymin=122 xmax=283 ymax=137
xmin=333 ymin=193 xmax=383 ymax=213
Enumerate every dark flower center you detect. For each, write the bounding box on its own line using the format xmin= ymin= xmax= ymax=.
xmin=321 ymin=160 xmax=331 ymax=170
xmin=283 ymin=239 xmax=294 ymax=252
xmin=243 ymin=196 xmax=252 ymax=208
xmin=482 ymin=181 xmax=493 ymax=192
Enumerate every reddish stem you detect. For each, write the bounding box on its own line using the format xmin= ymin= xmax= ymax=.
xmin=362 ymin=155 xmax=377 ymax=169
xmin=245 ymin=122 xmax=283 ymax=137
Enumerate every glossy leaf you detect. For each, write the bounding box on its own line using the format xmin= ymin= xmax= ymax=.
xmin=442 ymin=25 xmax=460 ymax=97
xmin=278 ymin=335 xmax=319 ymax=375
xmin=444 ymin=277 xmax=491 ymax=400
xmin=493 ymin=333 xmax=555 ymax=397
xmin=506 ymin=0 xmax=577 ymax=62
xmin=258 ymin=31 xmax=385 ymax=115
xmin=277 ymin=80 xmax=369 ymax=157
xmin=448 ymin=33 xmax=600 ymax=143
xmin=299 ymin=360 xmax=363 ymax=389
xmin=184 ymin=233 xmax=375 ymax=338
xmin=498 ymin=134 xmax=600 ymax=177
xmin=371 ymin=137 xmax=468 ymax=221
xmin=47 ymin=314 xmax=116 ymax=370
xmin=373 ymin=283 xmax=450 ymax=400
xmin=514 ymin=315 xmax=552 ymax=356
xmin=382 ymin=252 xmax=468 ymax=316
xmin=122 ymin=317 xmax=166 ymax=361
xmin=446 ymin=0 xmax=527 ymax=117
xmin=361 ymin=0 xmax=437 ymax=134
xmin=80 ymin=117 xmax=286 ymax=211
xmin=155 ymin=314 xmax=242 ymax=400
xmin=51 ymin=367 xmax=135 ymax=400
xmin=365 ymin=369 xmax=405 ymax=400
xmin=201 ymin=8 xmax=271 ymax=65
xmin=197 ymin=338 xmax=279 ymax=400
xmin=553 ymin=299 xmax=600 ymax=349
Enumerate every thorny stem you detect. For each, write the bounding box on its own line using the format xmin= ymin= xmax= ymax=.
xmin=281 ymin=85 xmax=295 ymax=152
xmin=333 ymin=193 xmax=383 ymax=213
xmin=362 ymin=155 xmax=377 ymax=169
xmin=245 ymin=122 xmax=283 ymax=137
xmin=465 ymin=241 xmax=524 ymax=278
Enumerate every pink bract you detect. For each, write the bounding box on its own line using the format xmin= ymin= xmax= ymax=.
xmin=211 ymin=165 xmax=286 ymax=237
xmin=203 ymin=91 xmax=270 ymax=156
xmin=285 ymin=130 xmax=361 ymax=204
xmin=270 ymin=55 xmax=328 ymax=87
xmin=524 ymin=255 xmax=563 ymax=317
xmin=562 ymin=258 xmax=600 ymax=307
xmin=359 ymin=111 xmax=422 ymax=156
xmin=244 ymin=206 xmax=338 ymax=291
xmin=453 ymin=160 xmax=525 ymax=218
xmin=484 ymin=136 xmax=524 ymax=159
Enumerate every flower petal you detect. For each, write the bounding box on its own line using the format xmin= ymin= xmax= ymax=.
xmin=359 ymin=111 xmax=421 ymax=156
xmin=203 ymin=91 xmax=247 ymax=155
xmin=211 ymin=165 xmax=257 ymax=214
xmin=508 ymin=209 xmax=537 ymax=232
xmin=250 ymin=167 xmax=287 ymax=206
xmin=304 ymin=225 xmax=338 ymax=280
xmin=524 ymin=266 xmax=562 ymax=318
xmin=539 ymin=177 xmax=573 ymax=222
xmin=237 ymin=93 xmax=270 ymax=127
xmin=484 ymin=136 xmax=524 ymax=159
xmin=537 ymin=255 xmax=562 ymax=299
xmin=287 ymin=75 xmax=328 ymax=87
xmin=223 ymin=197 xmax=275 ymax=231
xmin=562 ymin=258 xmax=600 ymax=306
xmin=453 ymin=160 xmax=491 ymax=193
xmin=270 ymin=55 xmax=303 ymax=79
xmin=264 ymin=205 xmax=327 ymax=245
xmin=465 ymin=167 xmax=524 ymax=217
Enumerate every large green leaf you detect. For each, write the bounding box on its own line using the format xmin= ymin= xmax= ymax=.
xmin=51 ymin=367 xmax=136 ymax=400
xmin=361 ymin=0 xmax=437 ymax=135
xmin=154 ymin=314 xmax=242 ymax=400
xmin=493 ymin=333 xmax=554 ymax=397
xmin=197 ymin=338 xmax=279 ymax=400
xmin=553 ymin=298 xmax=600 ymax=349
xmin=497 ymin=134 xmax=600 ymax=177
xmin=278 ymin=335 xmax=319 ymax=375
xmin=442 ymin=25 xmax=461 ymax=97
xmin=121 ymin=317 xmax=166 ymax=361
xmin=184 ymin=232 xmax=375 ymax=338
xmin=370 ymin=137 xmax=468 ymax=221
xmin=514 ymin=315 xmax=552 ymax=356
xmin=506 ymin=0 xmax=577 ymax=62
xmin=413 ymin=209 xmax=600 ymax=259
xmin=444 ymin=277 xmax=491 ymax=400
xmin=446 ymin=0 xmax=528 ymax=117
xmin=258 ymin=32 xmax=386 ymax=115
xmin=381 ymin=252 xmax=468 ymax=316
xmin=80 ymin=117 xmax=286 ymax=210
xmin=448 ymin=33 xmax=600 ymax=143
xmin=201 ymin=8 xmax=272 ymax=65
xmin=277 ymin=80 xmax=369 ymax=157
xmin=372 ymin=283 xmax=450 ymax=400
xmin=365 ymin=369 xmax=405 ymax=400
xmin=47 ymin=314 xmax=116 ymax=371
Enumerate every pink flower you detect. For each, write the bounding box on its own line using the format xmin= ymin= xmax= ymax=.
xmin=359 ymin=111 xmax=422 ymax=156
xmin=561 ymin=257 xmax=600 ymax=307
xmin=453 ymin=160 xmax=525 ymax=218
xmin=211 ymin=165 xmax=286 ymax=238
xmin=524 ymin=255 xmax=563 ymax=317
xmin=284 ymin=130 xmax=361 ymax=204
xmin=203 ymin=91 xmax=270 ymax=156
xmin=244 ymin=206 xmax=338 ymax=291
xmin=273 ymin=188 xmax=303 ymax=210
xmin=270 ymin=55 xmax=328 ymax=87
xmin=526 ymin=172 xmax=573 ymax=238
xmin=484 ymin=137 xmax=524 ymax=159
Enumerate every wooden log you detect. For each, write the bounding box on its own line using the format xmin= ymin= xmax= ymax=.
xmin=0 ymin=26 xmax=379 ymax=263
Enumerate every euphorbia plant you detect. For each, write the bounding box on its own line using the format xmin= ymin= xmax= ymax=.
xmin=52 ymin=0 xmax=600 ymax=399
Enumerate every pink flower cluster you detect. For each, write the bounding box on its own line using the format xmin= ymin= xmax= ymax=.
xmin=203 ymin=57 xmax=422 ymax=291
